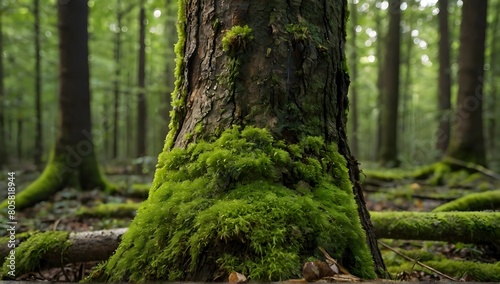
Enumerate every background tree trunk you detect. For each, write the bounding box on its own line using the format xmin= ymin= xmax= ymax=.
xmin=0 ymin=0 xmax=109 ymax=210
xmin=487 ymin=0 xmax=500 ymax=170
xmin=0 ymin=11 xmax=6 ymax=167
xmin=436 ymin=0 xmax=451 ymax=155
xmin=112 ymin=0 xmax=123 ymax=159
xmin=378 ymin=0 xmax=401 ymax=168
xmin=136 ymin=0 xmax=147 ymax=158
xmin=348 ymin=0 xmax=359 ymax=157
xmin=446 ymin=0 xmax=487 ymax=166
xmin=34 ymin=0 xmax=43 ymax=168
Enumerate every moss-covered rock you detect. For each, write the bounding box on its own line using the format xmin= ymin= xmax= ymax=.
xmin=90 ymin=126 xmax=376 ymax=281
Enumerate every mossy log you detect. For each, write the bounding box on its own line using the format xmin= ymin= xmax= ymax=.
xmin=0 ymin=229 xmax=126 ymax=279
xmin=370 ymin=211 xmax=500 ymax=244
xmin=432 ymin=190 xmax=500 ymax=212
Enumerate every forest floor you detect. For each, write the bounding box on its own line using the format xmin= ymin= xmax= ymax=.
xmin=1 ymin=162 xmax=499 ymax=282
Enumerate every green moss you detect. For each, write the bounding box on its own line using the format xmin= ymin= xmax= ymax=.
xmin=76 ymin=203 xmax=140 ymax=218
xmin=387 ymin=259 xmax=500 ymax=282
xmin=93 ymin=126 xmax=376 ymax=281
xmin=1 ymin=231 xmax=70 ymax=279
xmin=165 ymin=0 xmax=187 ymax=150
xmin=222 ymin=25 xmax=254 ymax=54
xmin=286 ymin=24 xmax=309 ymax=42
xmin=0 ymin=149 xmax=112 ymax=210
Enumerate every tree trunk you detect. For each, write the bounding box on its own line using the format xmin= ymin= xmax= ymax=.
xmin=0 ymin=12 xmax=6 ymax=167
xmin=112 ymin=1 xmax=123 ymax=159
xmin=446 ymin=0 xmax=487 ymax=166
xmin=374 ymin=4 xmax=384 ymax=162
xmin=487 ymin=0 xmax=500 ymax=170
xmin=0 ymin=0 xmax=109 ymax=211
xmin=91 ymin=0 xmax=384 ymax=281
xmin=348 ymin=0 xmax=359 ymax=157
xmin=34 ymin=0 xmax=43 ymax=168
xmin=378 ymin=0 xmax=401 ymax=168
xmin=400 ymin=0 xmax=414 ymax=160
xmin=16 ymin=108 xmax=22 ymax=160
xmin=436 ymin=0 xmax=451 ymax=154
xmin=136 ymin=0 xmax=147 ymax=158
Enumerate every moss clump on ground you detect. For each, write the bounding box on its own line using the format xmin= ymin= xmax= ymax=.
xmin=433 ymin=190 xmax=500 ymax=212
xmin=0 ymin=231 xmax=69 ymax=279
xmin=91 ymin=126 xmax=376 ymax=281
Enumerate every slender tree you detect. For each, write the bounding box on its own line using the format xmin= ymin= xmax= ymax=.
xmin=91 ymin=0 xmax=385 ymax=281
xmin=0 ymin=0 xmax=109 ymax=210
xmin=487 ymin=0 xmax=500 ymax=167
xmin=136 ymin=0 xmax=147 ymax=158
xmin=400 ymin=0 xmax=414 ymax=158
xmin=349 ymin=0 xmax=359 ymax=156
xmin=374 ymin=3 xmax=384 ymax=161
xmin=34 ymin=0 xmax=43 ymax=167
xmin=446 ymin=0 xmax=488 ymax=166
xmin=379 ymin=0 xmax=401 ymax=167
xmin=0 ymin=8 xmax=6 ymax=167
xmin=436 ymin=0 xmax=451 ymax=154
xmin=112 ymin=0 xmax=123 ymax=159
xmin=16 ymin=96 xmax=23 ymax=160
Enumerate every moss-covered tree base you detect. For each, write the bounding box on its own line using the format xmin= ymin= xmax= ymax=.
xmin=89 ymin=127 xmax=376 ymax=281
xmin=0 ymin=151 xmax=111 ymax=211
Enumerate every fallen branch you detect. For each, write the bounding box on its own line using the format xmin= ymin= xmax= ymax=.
xmin=370 ymin=211 xmax=500 ymax=245
xmin=378 ymin=241 xmax=457 ymax=281
xmin=1 ymin=228 xmax=127 ymax=278
xmin=445 ymin=157 xmax=500 ymax=180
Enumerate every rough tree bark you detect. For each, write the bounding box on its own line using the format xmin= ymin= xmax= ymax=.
xmin=90 ymin=0 xmax=384 ymax=281
xmin=0 ymin=0 xmax=109 ymax=210
xmin=446 ymin=0 xmax=487 ymax=166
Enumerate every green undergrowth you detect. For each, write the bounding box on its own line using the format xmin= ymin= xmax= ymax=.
xmin=90 ymin=126 xmax=376 ymax=281
xmin=387 ymin=257 xmax=500 ymax=281
xmin=383 ymin=242 xmax=500 ymax=281
xmin=76 ymin=203 xmax=140 ymax=218
xmin=0 ymin=231 xmax=69 ymax=279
